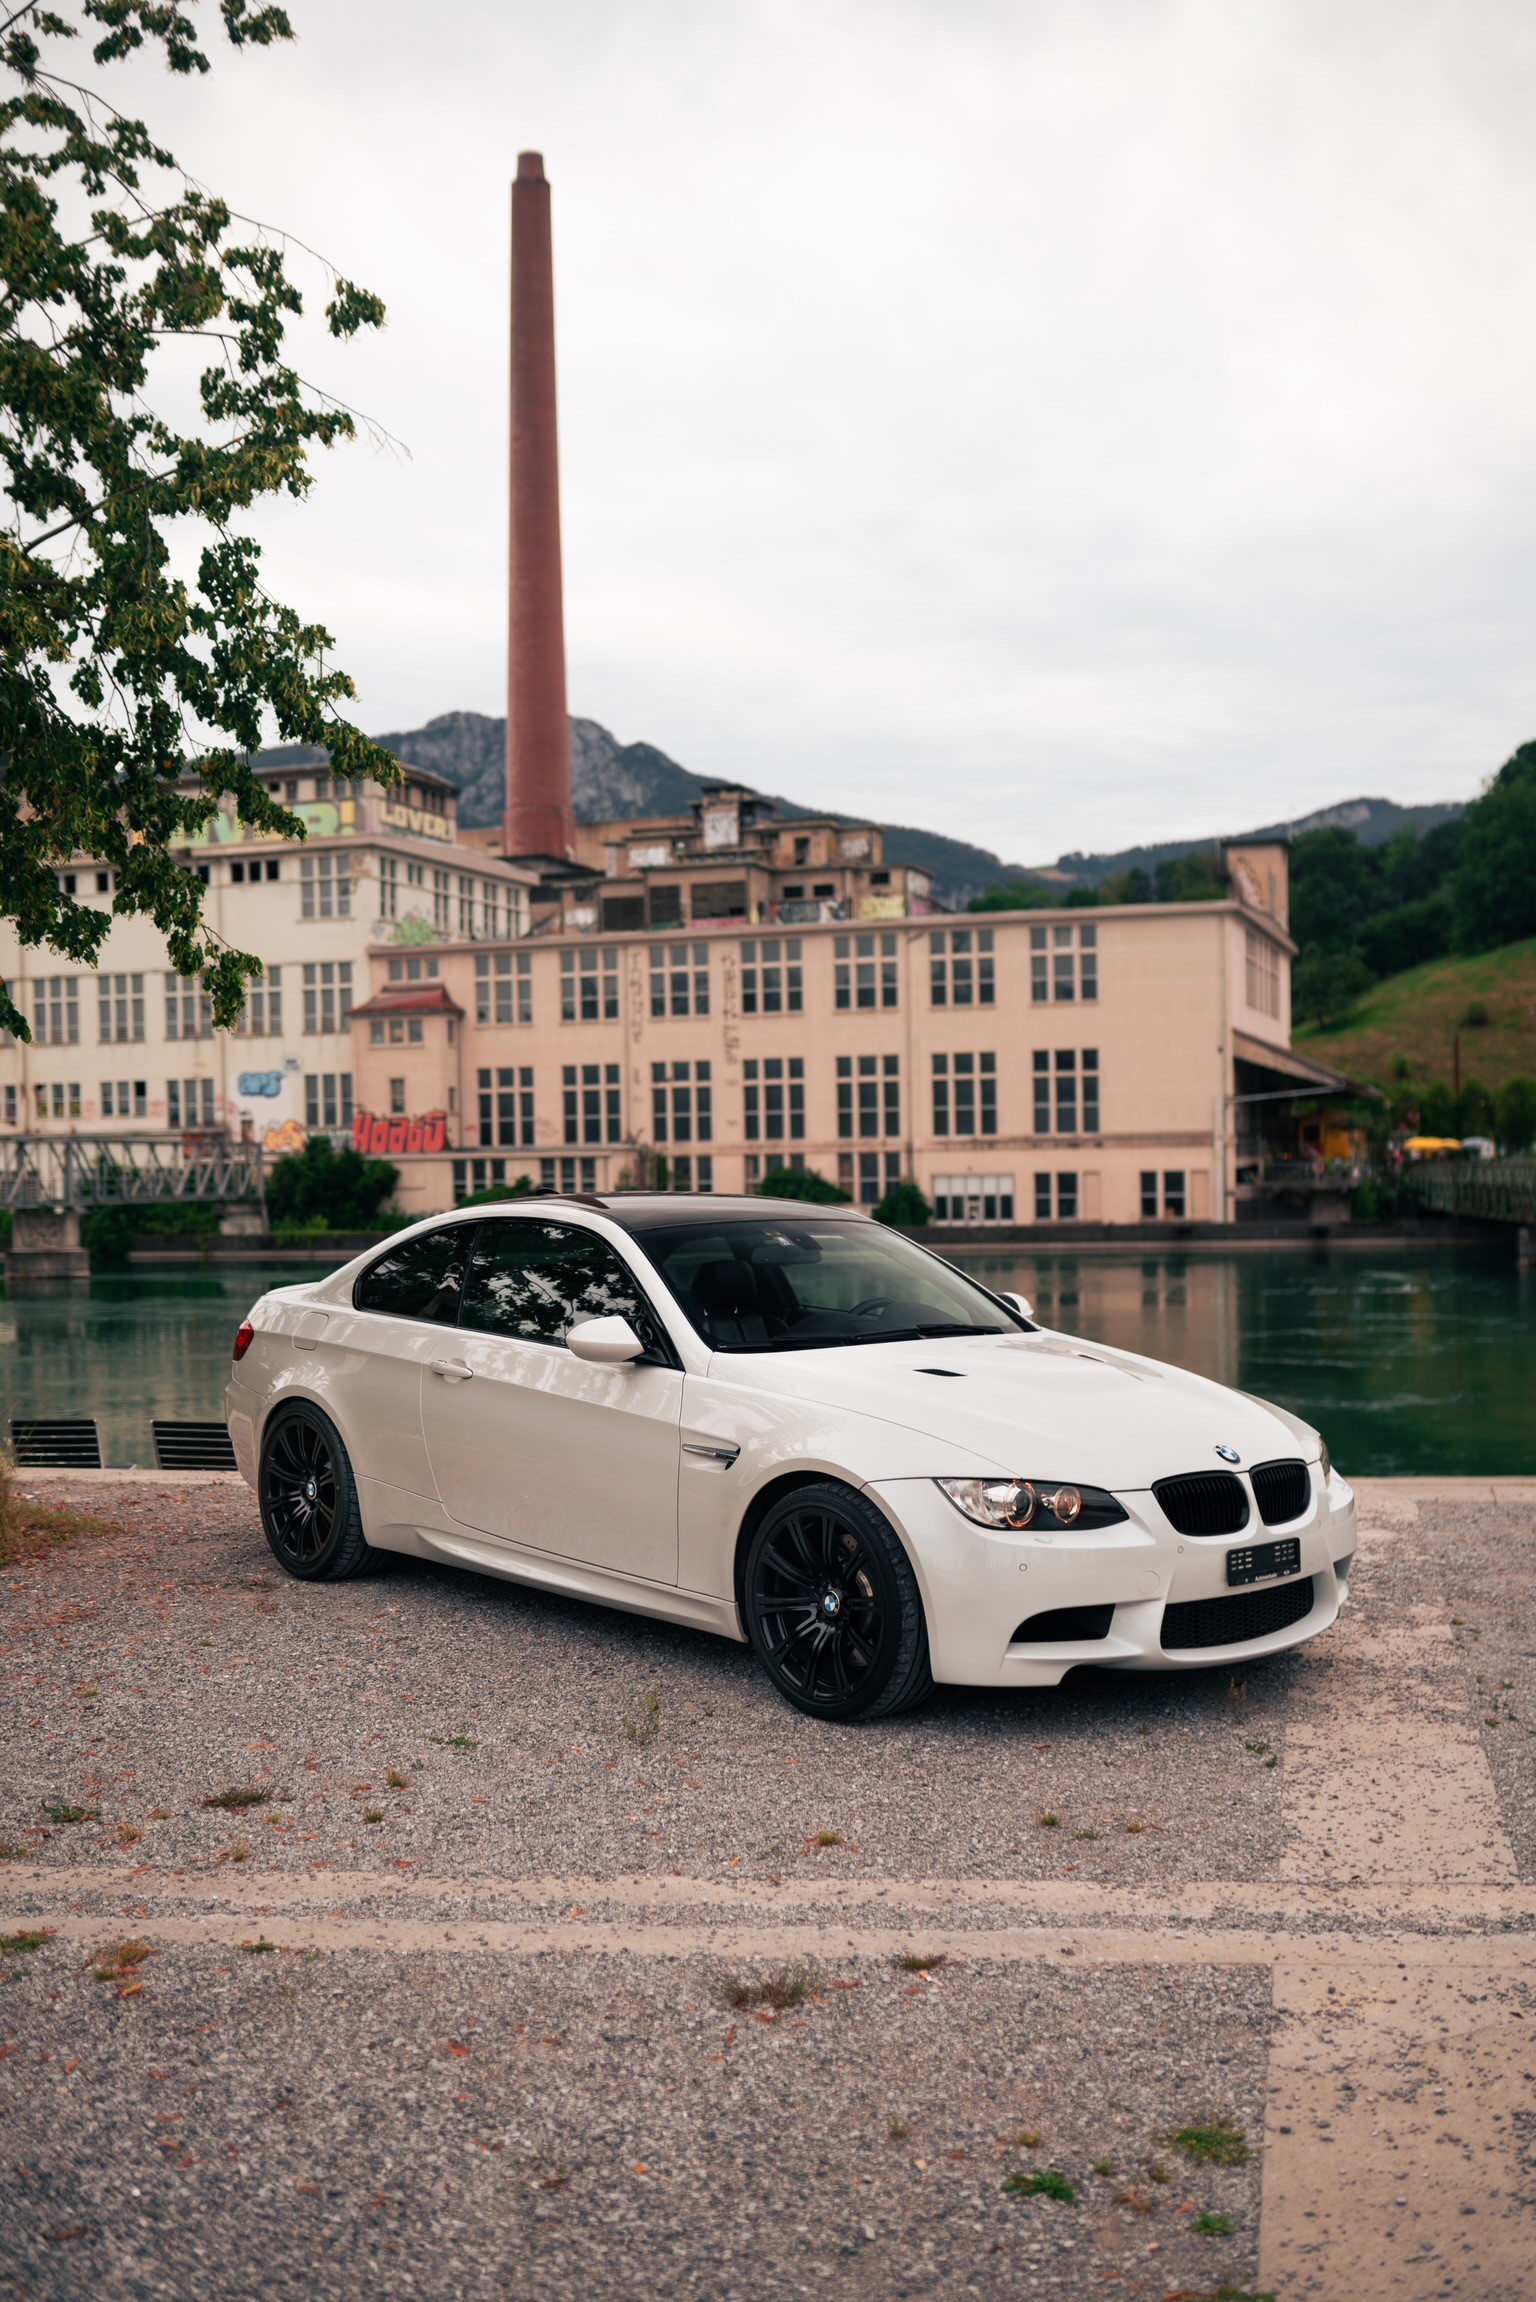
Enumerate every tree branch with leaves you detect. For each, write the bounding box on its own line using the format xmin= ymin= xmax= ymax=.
xmin=0 ymin=0 xmax=399 ymax=1042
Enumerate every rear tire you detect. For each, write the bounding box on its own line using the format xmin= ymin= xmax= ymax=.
xmin=258 ymin=1403 xmax=382 ymax=1581
xmin=742 ymin=1482 xmax=933 ymax=1722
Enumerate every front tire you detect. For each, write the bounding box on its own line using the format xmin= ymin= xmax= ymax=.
xmin=743 ymin=1482 xmax=933 ymax=1722
xmin=258 ymin=1403 xmax=381 ymax=1581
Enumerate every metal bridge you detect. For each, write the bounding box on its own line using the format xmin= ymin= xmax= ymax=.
xmin=1402 ymin=1156 xmax=1536 ymax=1227
xmin=0 ymin=1134 xmax=265 ymax=1212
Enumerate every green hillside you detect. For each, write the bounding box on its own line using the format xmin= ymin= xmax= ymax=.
xmin=1296 ymin=937 xmax=1536 ymax=1092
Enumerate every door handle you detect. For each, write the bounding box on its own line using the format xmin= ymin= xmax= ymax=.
xmin=430 ymin=1359 xmax=474 ymax=1382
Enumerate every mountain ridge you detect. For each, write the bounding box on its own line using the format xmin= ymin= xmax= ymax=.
xmin=253 ymin=709 xmax=1464 ymax=910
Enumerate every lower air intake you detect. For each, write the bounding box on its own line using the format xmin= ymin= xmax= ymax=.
xmin=1161 ymin=1576 xmax=1315 ymax=1652
xmin=1011 ymin=1604 xmax=1115 ymax=1644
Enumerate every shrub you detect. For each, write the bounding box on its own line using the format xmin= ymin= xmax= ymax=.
xmin=1496 ymin=1076 xmax=1536 ymax=1152
xmin=756 ymin=1166 xmax=851 ymax=1204
xmin=874 ymin=1179 xmax=930 ymax=1227
xmin=457 ymin=1177 xmax=535 ymax=1207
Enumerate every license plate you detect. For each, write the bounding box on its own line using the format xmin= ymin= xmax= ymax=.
xmin=1226 ymin=1537 xmax=1302 ymax=1587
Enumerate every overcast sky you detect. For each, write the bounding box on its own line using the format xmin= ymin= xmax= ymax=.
xmin=110 ymin=0 xmax=1536 ymax=862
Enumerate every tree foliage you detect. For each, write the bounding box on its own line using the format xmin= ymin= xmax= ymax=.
xmin=1452 ymin=741 xmax=1536 ymax=953
xmin=0 ymin=0 xmax=398 ymax=1042
xmin=264 ymin=1134 xmax=396 ymax=1229
xmin=873 ymin=1177 xmax=930 ymax=1227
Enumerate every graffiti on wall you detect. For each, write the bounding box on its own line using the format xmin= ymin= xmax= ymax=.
xmin=351 ymin=1110 xmax=448 ymax=1157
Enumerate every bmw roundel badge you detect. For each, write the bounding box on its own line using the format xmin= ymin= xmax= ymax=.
xmin=1214 ymin=1444 xmax=1241 ymax=1464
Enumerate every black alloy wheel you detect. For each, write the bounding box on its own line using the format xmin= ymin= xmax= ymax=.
xmin=743 ymin=1482 xmax=932 ymax=1723
xmin=258 ymin=1403 xmax=379 ymax=1581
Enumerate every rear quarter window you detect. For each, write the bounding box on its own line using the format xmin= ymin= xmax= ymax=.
xmin=353 ymin=1225 xmax=476 ymax=1324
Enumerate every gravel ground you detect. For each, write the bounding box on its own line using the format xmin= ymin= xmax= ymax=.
xmin=0 ymin=1940 xmax=1267 ymax=2301
xmin=1 ymin=1480 xmax=1297 ymax=1887
xmin=1 ymin=1475 xmax=1530 ymax=2300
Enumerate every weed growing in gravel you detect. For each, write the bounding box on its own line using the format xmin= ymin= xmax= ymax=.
xmin=886 ymin=2116 xmax=910 ymax=2141
xmin=811 ymin=1829 xmax=845 ymax=1848
xmin=385 ymin=1770 xmax=409 ymax=1790
xmin=1194 ymin=2211 xmax=1235 ymax=2235
xmin=0 ymin=1930 xmax=52 ymax=1955
xmin=1037 ymin=1811 xmax=1059 ymax=1828
xmin=92 ymin=1939 xmax=154 ymax=1994
xmin=1160 ymin=2119 xmax=1251 ymax=2166
xmin=1113 ymin=2185 xmax=1154 ymax=2214
xmin=715 ymin=1961 xmax=821 ymax=2012
xmin=240 ymin=1939 xmax=276 ymax=1955
xmin=0 ymin=1843 xmax=22 ymax=1860
xmin=892 ymin=1952 xmax=947 ymax=1973
xmin=1125 ymin=1820 xmax=1145 ymax=1835
xmin=1092 ymin=2157 xmax=1115 ymax=2176
xmin=202 ymin=1787 xmax=268 ymax=1812
xmin=117 ymin=1824 xmax=142 ymax=1846
xmin=41 ymin=1802 xmax=97 ymax=1824
xmin=363 ymin=1809 xmax=384 ymax=1824
xmin=432 ymin=1734 xmax=480 ymax=1750
xmin=1226 ymin=1678 xmax=1249 ymax=1712
xmin=0 ymin=1452 xmax=114 ymax=1569
xmin=1002 ymin=2169 xmax=1076 ymax=2203
xmin=1146 ymin=2160 xmax=1170 ymax=2183
xmin=1200 ymin=2287 xmax=1275 ymax=2302
xmin=1244 ymin=1741 xmax=1269 ymax=1756
xmin=1072 ymin=1829 xmax=1100 ymax=1841
xmin=1013 ymin=2128 xmax=1042 ymax=2149
xmin=622 ymin=1692 xmax=661 ymax=1745
xmin=226 ymin=1841 xmax=251 ymax=1863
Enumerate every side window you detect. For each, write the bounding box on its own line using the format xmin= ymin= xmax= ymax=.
xmin=353 ymin=1224 xmax=475 ymax=1324
xmin=460 ymin=1221 xmax=658 ymax=1350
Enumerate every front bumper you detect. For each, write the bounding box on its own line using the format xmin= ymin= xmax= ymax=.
xmin=867 ymin=1465 xmax=1356 ymax=1687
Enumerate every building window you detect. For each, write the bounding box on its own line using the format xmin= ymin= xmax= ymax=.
xmin=389 ymin=1077 xmax=406 ymax=1116
xmin=458 ymin=874 xmax=476 ymax=936
xmin=1035 ymin=1172 xmax=1078 ymax=1220
xmin=1163 ymin=1170 xmax=1186 ymax=1219
xmin=836 ymin=1054 xmax=900 ymax=1140
xmin=303 ymin=1074 xmax=354 ymax=1130
xmin=851 ymin=1149 xmax=905 ymax=1207
xmin=369 ymin=1015 xmax=425 ymax=1047
xmin=432 ymin=868 xmax=450 ymax=931
xmin=1140 ymin=1170 xmax=1158 ymax=1219
xmin=481 ymin=881 xmax=505 ymax=941
xmin=386 ymin=955 xmax=439 ymax=982
xmin=651 ymin=1060 xmax=712 ymax=1145
xmin=932 ymin=1052 xmax=996 ymax=1137
xmin=167 ymin=1078 xmax=216 ymax=1130
xmin=1080 ymin=924 xmax=1098 ymax=1002
xmin=379 ymin=854 xmax=398 ymax=919
xmin=561 ymin=946 xmax=619 ymax=1022
xmin=1245 ymin=928 xmax=1280 ymax=1018
xmin=454 ymin=1158 xmax=507 ymax=1204
xmin=163 ymin=973 xmax=210 ymax=1041
xmin=565 ymin=1062 xmax=623 ymax=1146
xmin=238 ymin=967 xmax=282 ymax=1037
xmin=541 ymin=1156 xmax=598 ymax=1194
xmin=835 ymin=933 xmax=899 ymax=1012
xmin=479 ymin=1065 xmax=536 ymax=1148
xmin=101 ymin=1081 xmax=148 ymax=1119
xmin=932 ymin=1174 xmax=1015 ymax=1224
xmin=1033 ymin=1047 xmax=1099 ymax=1133
xmin=929 ymin=927 xmax=993 ymax=1007
xmin=302 ymin=961 xmax=352 ymax=1035
xmin=299 ymin=852 xmax=351 ymax=919
xmin=476 ymin=949 xmax=532 ymax=1025
xmin=97 ymin=972 xmax=144 ymax=1044
xmin=743 ymin=1056 xmax=804 ymax=1143
xmin=649 ymin=942 xmax=709 ymax=1019
xmin=1031 ymin=922 xmax=1096 ymax=1003
xmin=740 ymin=937 xmax=802 ymax=1015
xmin=32 ymin=976 xmax=79 ymax=1046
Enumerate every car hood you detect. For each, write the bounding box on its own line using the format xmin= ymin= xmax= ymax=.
xmin=715 ymin=1329 xmax=1316 ymax=1491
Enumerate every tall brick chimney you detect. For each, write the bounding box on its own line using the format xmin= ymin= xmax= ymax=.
xmin=503 ymin=151 xmax=575 ymax=860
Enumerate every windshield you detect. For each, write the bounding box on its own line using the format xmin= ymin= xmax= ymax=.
xmin=640 ymin=1218 xmax=1023 ymax=1353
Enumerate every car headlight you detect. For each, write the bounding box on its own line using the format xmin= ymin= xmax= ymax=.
xmin=1319 ymin=1440 xmax=1331 ymax=1480
xmin=936 ymin=1477 xmax=1127 ymax=1531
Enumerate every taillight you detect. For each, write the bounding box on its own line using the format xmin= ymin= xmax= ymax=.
xmin=232 ymin=1321 xmax=255 ymax=1363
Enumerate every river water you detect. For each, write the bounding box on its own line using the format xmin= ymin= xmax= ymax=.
xmin=1 ymin=1247 xmax=1531 ymax=1477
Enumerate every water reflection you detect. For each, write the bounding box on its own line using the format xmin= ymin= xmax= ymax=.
xmin=0 ymin=1250 xmax=1530 ymax=1478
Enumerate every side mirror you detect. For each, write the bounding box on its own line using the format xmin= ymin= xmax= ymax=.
xmin=567 ymin=1314 xmax=645 ymax=1365
xmin=999 ymin=1291 xmax=1035 ymax=1321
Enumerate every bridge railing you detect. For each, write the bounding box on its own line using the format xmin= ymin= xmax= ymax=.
xmin=1400 ymin=1156 xmax=1536 ymax=1225
xmin=0 ymin=1135 xmax=265 ymax=1211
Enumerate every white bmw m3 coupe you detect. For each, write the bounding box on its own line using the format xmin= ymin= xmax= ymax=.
xmin=226 ymin=1193 xmax=1356 ymax=1722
